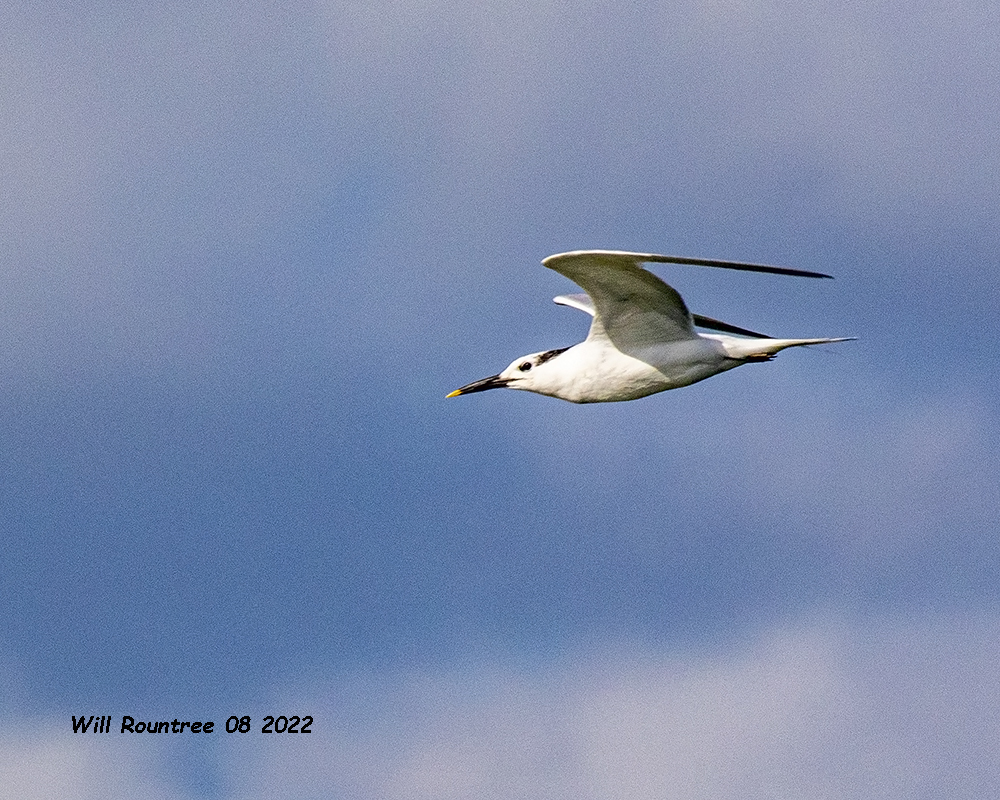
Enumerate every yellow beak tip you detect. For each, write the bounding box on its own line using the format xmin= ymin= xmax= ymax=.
xmin=445 ymin=389 xmax=462 ymax=398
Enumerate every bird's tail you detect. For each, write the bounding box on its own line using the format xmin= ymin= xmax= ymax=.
xmin=718 ymin=336 xmax=855 ymax=361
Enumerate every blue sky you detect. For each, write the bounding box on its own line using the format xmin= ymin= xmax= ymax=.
xmin=3 ymin=0 xmax=1000 ymax=796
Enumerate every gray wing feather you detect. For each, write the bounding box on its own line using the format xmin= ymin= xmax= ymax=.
xmin=556 ymin=250 xmax=833 ymax=279
xmin=543 ymin=250 xmax=827 ymax=348
xmin=543 ymin=251 xmax=697 ymax=348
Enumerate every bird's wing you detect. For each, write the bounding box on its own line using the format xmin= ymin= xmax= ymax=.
xmin=555 ymin=292 xmax=771 ymax=339
xmin=543 ymin=251 xmax=827 ymax=349
xmin=553 ymin=293 xmax=595 ymax=315
xmin=690 ymin=314 xmax=771 ymax=339
xmin=543 ymin=252 xmax=697 ymax=347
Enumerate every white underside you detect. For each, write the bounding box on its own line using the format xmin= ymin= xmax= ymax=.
xmin=519 ymin=334 xmax=850 ymax=403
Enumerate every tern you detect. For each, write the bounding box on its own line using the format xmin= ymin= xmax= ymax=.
xmin=447 ymin=250 xmax=853 ymax=403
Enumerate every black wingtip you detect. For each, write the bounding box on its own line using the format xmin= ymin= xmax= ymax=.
xmin=644 ymin=254 xmax=833 ymax=280
xmin=692 ymin=314 xmax=771 ymax=339
xmin=542 ymin=250 xmax=836 ymax=280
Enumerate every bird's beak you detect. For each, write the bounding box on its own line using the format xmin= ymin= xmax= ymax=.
xmin=446 ymin=374 xmax=510 ymax=397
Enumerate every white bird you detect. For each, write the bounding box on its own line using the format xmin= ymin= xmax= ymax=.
xmin=447 ymin=250 xmax=853 ymax=403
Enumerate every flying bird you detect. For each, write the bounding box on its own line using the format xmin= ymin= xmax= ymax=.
xmin=447 ymin=250 xmax=852 ymax=403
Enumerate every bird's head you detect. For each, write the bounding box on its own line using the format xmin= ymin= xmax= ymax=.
xmin=447 ymin=347 xmax=569 ymax=399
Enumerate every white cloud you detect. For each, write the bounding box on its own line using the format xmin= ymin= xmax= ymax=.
xmin=303 ymin=0 xmax=1000 ymax=380
xmin=497 ymin=352 xmax=999 ymax=573
xmin=314 ymin=0 xmax=1000 ymax=228
xmin=0 ymin=725 xmax=191 ymax=800
xmin=689 ymin=376 xmax=1000 ymax=551
xmin=0 ymin=3 xmax=335 ymax=379
xmin=6 ymin=614 xmax=999 ymax=798
xmin=220 ymin=613 xmax=1000 ymax=799
xmin=1 ymin=0 xmax=996 ymax=378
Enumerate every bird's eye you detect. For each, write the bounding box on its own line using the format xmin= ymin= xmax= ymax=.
xmin=518 ymin=361 xmax=532 ymax=372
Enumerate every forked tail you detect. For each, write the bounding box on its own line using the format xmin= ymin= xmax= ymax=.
xmin=714 ymin=336 xmax=855 ymax=361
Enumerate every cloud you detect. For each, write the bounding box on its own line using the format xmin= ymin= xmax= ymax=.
xmin=1 ymin=6 xmax=997 ymax=790
xmin=301 ymin=0 xmax=1000 ymax=383
xmin=314 ymin=0 xmax=1000 ymax=225
xmin=1 ymin=0 xmax=996 ymax=382
xmin=0 ymin=3 xmax=338 ymax=379
xmin=5 ymin=615 xmax=998 ymax=799
xmin=505 ymin=364 xmax=999 ymax=579
xmin=0 ymin=724 xmax=191 ymax=800
xmin=220 ymin=613 xmax=1000 ymax=798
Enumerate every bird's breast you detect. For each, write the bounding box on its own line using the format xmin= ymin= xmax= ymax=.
xmin=557 ymin=339 xmax=733 ymax=402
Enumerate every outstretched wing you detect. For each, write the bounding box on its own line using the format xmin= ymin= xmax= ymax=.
xmin=543 ymin=252 xmax=698 ymax=349
xmin=554 ymin=292 xmax=771 ymax=339
xmin=544 ymin=251 xmax=825 ymax=349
